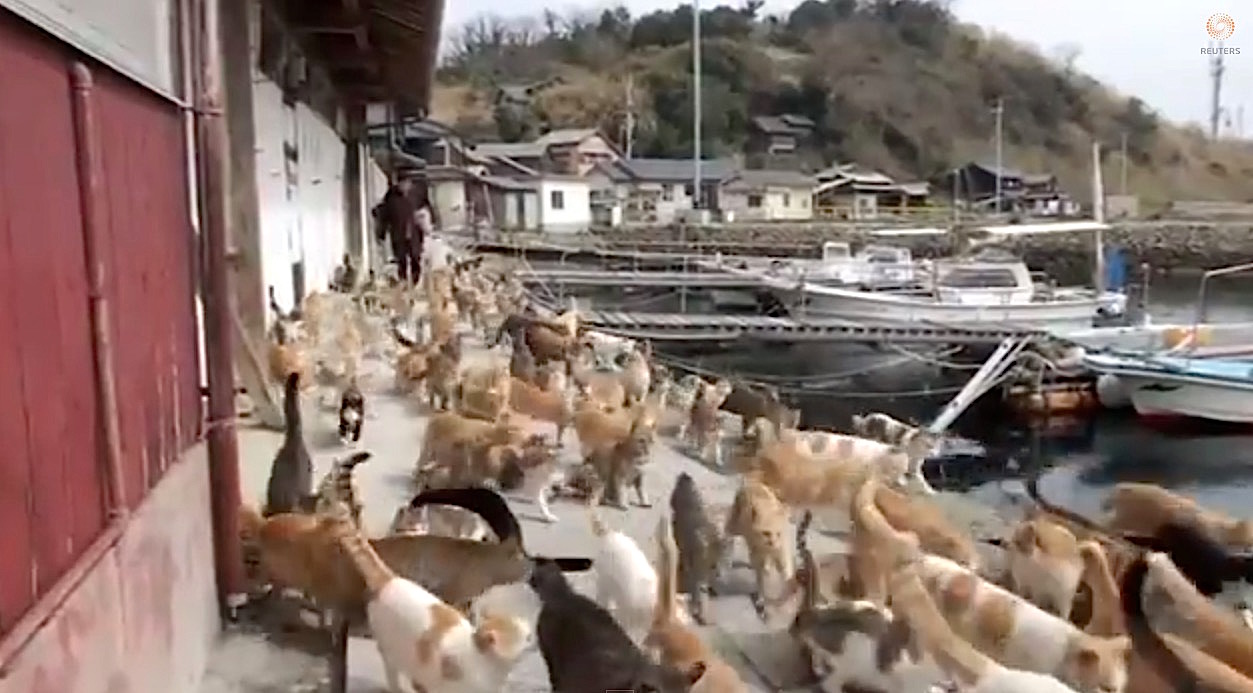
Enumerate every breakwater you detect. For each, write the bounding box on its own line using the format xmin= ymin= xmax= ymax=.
xmin=588 ymin=222 xmax=1253 ymax=285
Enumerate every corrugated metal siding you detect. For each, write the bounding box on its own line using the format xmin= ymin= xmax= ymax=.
xmin=0 ymin=11 xmax=200 ymax=636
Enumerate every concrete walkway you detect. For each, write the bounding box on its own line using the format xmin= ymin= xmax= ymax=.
xmin=199 ymin=332 xmax=1006 ymax=692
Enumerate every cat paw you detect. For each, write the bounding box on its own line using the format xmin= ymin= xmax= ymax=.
xmin=751 ymin=595 xmax=767 ymax=619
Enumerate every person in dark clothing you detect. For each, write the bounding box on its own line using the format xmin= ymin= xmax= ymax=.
xmin=372 ymin=172 xmax=425 ymax=284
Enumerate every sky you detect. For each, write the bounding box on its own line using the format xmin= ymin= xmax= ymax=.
xmin=438 ymin=0 xmax=1251 ymax=132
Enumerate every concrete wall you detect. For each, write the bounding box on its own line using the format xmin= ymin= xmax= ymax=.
xmin=294 ymin=102 xmax=347 ymax=296
xmin=431 ymin=180 xmax=468 ymax=231
xmin=0 ymin=447 xmax=219 ymax=693
xmin=538 ymin=179 xmax=590 ymax=233
xmin=722 ymin=186 xmax=813 ymax=221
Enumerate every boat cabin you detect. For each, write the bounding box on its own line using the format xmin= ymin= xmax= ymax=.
xmin=932 ymin=255 xmax=1035 ymax=306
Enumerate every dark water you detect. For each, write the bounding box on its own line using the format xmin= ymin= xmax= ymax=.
xmin=673 ymin=275 xmax=1253 ymax=518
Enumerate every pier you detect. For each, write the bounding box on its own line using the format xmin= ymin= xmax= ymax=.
xmin=517 ymin=266 xmax=762 ymax=288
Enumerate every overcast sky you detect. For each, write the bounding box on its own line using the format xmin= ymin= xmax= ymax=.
xmin=438 ymin=0 xmax=1250 ymax=132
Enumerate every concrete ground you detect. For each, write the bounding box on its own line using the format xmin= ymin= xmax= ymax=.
xmin=199 ymin=331 xmax=1006 ymax=692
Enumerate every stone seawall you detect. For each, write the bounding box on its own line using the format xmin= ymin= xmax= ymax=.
xmin=592 ymin=222 xmax=1253 ymax=285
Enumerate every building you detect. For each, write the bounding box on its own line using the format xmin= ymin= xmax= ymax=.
xmin=945 ymin=162 xmax=1074 ymax=215
xmin=588 ymin=158 xmax=739 ymax=225
xmin=0 ymin=0 xmax=443 ymax=690
xmin=719 ymin=169 xmax=816 ymax=221
xmin=747 ymin=114 xmax=815 ymax=158
xmin=813 ymin=164 xmax=933 ymax=219
xmin=536 ymin=175 xmax=592 ymax=233
xmin=468 ymin=127 xmax=621 ymax=176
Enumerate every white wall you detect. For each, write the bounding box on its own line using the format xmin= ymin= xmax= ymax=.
xmin=362 ymin=150 xmax=388 ymax=272
xmin=294 ymin=102 xmax=346 ymax=296
xmin=538 ymin=179 xmax=590 ymax=234
xmin=253 ymin=75 xmax=350 ymax=321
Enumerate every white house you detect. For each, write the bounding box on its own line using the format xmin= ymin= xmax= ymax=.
xmin=538 ymin=175 xmax=591 ymax=233
xmin=719 ymin=169 xmax=815 ymax=221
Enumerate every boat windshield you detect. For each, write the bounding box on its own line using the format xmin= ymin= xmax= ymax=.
xmin=937 ymin=267 xmax=1021 ymax=289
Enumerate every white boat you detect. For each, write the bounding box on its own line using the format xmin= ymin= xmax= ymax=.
xmin=739 ymin=246 xmax=1126 ymax=330
xmin=710 ymin=241 xmax=918 ymax=288
xmin=1081 ymin=352 xmax=1253 ymax=423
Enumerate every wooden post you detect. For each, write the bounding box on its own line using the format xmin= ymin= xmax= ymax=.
xmin=344 ymin=102 xmax=365 ymax=270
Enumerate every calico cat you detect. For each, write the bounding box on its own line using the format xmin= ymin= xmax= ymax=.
xmin=264 ymin=372 xmax=314 ymax=516
xmin=528 ymin=560 xmax=703 ymax=693
xmin=888 ymin=564 xmax=1083 ymax=692
xmin=337 ymin=375 xmax=365 ymax=443
xmin=313 ymin=451 xmax=372 ymax=526
xmin=331 ymin=502 xmax=537 ymax=693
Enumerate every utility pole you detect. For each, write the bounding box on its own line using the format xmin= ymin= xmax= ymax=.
xmin=993 ymin=97 xmax=1004 ymax=213
xmin=1119 ymin=132 xmax=1128 ymax=195
xmin=1210 ymin=43 xmax=1225 ymax=140
xmin=692 ymin=0 xmax=702 ymax=211
xmin=624 ymin=73 xmax=635 ymax=159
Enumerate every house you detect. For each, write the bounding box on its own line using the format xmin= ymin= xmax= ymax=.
xmin=719 ymin=169 xmax=816 ymax=221
xmin=748 ymin=114 xmax=815 ymax=157
xmin=532 ymin=128 xmax=622 ymax=175
xmin=813 ymin=164 xmax=901 ymax=219
xmin=479 ymin=176 xmax=541 ymax=232
xmin=535 ymin=174 xmax=592 ymax=233
xmin=588 ymin=158 xmax=739 ymax=225
xmin=945 ymin=163 xmax=1074 ymax=215
xmin=469 ymin=140 xmax=547 ymax=172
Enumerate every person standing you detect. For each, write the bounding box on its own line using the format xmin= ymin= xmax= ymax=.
xmin=372 ymin=169 xmax=424 ymax=284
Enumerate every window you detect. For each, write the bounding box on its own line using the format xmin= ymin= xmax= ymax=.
xmin=662 ymin=184 xmax=674 ymax=201
xmin=550 ymin=189 xmax=565 ymax=210
xmin=783 ymin=193 xmax=791 ymax=207
xmin=683 ymin=183 xmax=694 ymax=198
xmin=747 ymin=194 xmax=763 ymax=208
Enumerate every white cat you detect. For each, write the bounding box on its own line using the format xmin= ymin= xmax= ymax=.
xmin=589 ymin=510 xmax=659 ymax=642
xmin=889 ymin=565 xmax=1081 ymax=692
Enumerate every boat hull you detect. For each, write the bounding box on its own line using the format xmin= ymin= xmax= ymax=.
xmin=1120 ymin=375 xmax=1253 ymax=424
xmin=781 ymin=283 xmax=1107 ymax=330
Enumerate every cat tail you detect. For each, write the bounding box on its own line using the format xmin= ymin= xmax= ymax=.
xmin=886 ymin=567 xmax=989 ymax=688
xmin=851 ymin=476 xmax=919 ymax=559
xmin=588 ymin=507 xmax=609 ymax=538
xmin=653 ymin=515 xmax=680 ymax=630
xmin=408 ymin=487 xmax=522 ymax=548
xmin=282 ymin=371 xmax=302 ymax=438
xmin=796 ymin=510 xmax=819 ymax=615
xmin=1120 ymin=554 xmax=1200 ymax=688
xmin=332 ymin=504 xmax=396 ymax=596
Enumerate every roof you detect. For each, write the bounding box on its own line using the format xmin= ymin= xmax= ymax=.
xmin=478 ymin=175 xmax=538 ymax=192
xmin=752 ymin=115 xmax=814 ymax=135
xmin=278 ymin=0 xmax=446 ymax=117
xmin=722 ymin=169 xmax=816 ymax=190
xmin=534 ymin=128 xmax=601 ymax=147
xmin=816 ymin=163 xmax=896 ymax=187
xmin=898 ymin=181 xmax=931 ymax=196
xmin=967 ymin=162 xmax=1026 ymax=179
xmin=610 ymin=158 xmax=740 ymax=183
xmin=471 ymin=141 xmax=546 ymax=160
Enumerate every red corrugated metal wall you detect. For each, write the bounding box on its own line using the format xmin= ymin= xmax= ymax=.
xmin=0 ymin=11 xmax=202 ymax=636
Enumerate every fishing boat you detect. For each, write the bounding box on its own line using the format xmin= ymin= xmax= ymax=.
xmin=735 ymin=233 xmax=1127 ymax=330
xmin=1080 ymin=352 xmax=1253 ymax=423
xmin=1075 ymin=261 xmax=1253 ymax=423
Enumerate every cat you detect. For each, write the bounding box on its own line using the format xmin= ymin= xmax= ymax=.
xmin=337 ymin=375 xmax=365 ymax=444
xmin=1104 ymin=483 xmax=1253 ymax=551
xmin=313 ymin=451 xmax=372 ymax=526
xmin=590 ymin=509 xmax=659 ymax=642
xmin=330 ymin=501 xmax=537 ymax=693
xmin=669 ymin=473 xmax=727 ymax=623
xmin=1009 ymin=517 xmax=1084 ymax=619
xmin=648 ymin=515 xmax=749 ymax=692
xmin=1119 ymin=554 xmax=1253 ymax=692
xmin=527 ymin=559 xmax=703 ymax=693
xmin=787 ymin=510 xmax=946 ymax=692
xmin=1078 ymin=541 xmax=1125 ymax=637
xmin=496 ymin=435 xmax=566 ymax=523
xmin=724 ymin=478 xmax=794 ymax=619
xmin=887 ymin=563 xmax=1083 ymax=692
xmin=912 ymin=552 xmax=1131 ymax=692
xmin=583 ymin=424 xmax=654 ymax=510
xmin=264 ymin=371 xmax=315 ymax=516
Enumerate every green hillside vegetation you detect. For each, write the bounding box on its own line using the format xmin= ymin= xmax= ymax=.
xmin=432 ymin=0 xmax=1253 ymax=206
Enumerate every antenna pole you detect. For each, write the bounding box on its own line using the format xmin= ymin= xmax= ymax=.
xmin=1210 ymin=43 xmax=1225 ymax=140
xmin=994 ymin=97 xmax=1004 ymax=213
xmin=1119 ymin=132 xmax=1128 ymax=195
xmin=624 ymin=73 xmax=635 ymax=159
xmin=692 ymin=0 xmax=702 ymax=210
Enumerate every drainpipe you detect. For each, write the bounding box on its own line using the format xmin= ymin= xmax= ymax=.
xmin=192 ymin=0 xmax=246 ymax=611
xmin=69 ymin=64 xmax=128 ymax=520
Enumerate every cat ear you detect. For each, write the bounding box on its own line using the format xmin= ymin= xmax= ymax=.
xmin=685 ymin=661 xmax=707 ymax=684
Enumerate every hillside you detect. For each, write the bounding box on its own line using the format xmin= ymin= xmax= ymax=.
xmin=433 ymin=0 xmax=1253 ymax=206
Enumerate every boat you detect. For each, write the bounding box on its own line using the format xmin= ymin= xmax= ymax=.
xmin=1072 ymin=260 xmax=1253 ymax=423
xmin=735 ymin=242 xmax=1127 ymax=330
xmin=1080 ymin=351 xmax=1253 ymax=423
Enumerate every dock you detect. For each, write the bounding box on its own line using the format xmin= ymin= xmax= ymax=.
xmin=556 ymin=307 xmax=1043 ymax=345
xmin=518 ymin=266 xmax=762 ymax=288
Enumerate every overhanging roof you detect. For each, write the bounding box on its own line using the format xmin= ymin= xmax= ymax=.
xmin=274 ymin=0 xmax=445 ymax=116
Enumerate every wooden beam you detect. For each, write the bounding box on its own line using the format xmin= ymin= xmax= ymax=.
xmin=286 ymin=2 xmax=369 ymax=52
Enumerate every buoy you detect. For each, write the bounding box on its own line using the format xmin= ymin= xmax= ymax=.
xmin=1095 ymin=373 xmax=1130 ymax=408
